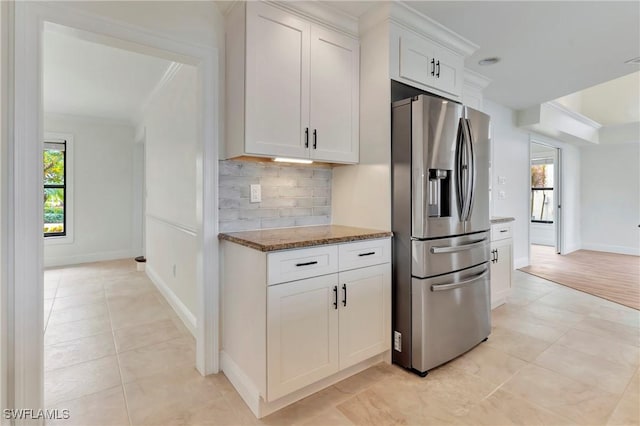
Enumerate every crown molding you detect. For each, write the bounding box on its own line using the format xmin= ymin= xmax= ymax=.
xmin=136 ymin=61 xmax=183 ymax=124
xmin=546 ymin=101 xmax=602 ymax=130
xmin=464 ymin=68 xmax=492 ymax=90
xmin=269 ymin=1 xmax=359 ymax=37
xmin=358 ymin=1 xmax=478 ymax=56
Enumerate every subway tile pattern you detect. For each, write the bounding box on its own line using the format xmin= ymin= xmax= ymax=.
xmin=218 ymin=160 xmax=332 ymax=232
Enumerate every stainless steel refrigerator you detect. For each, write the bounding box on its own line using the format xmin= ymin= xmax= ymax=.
xmin=391 ymin=94 xmax=491 ymax=376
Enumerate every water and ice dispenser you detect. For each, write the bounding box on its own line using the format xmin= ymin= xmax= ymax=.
xmin=427 ymin=169 xmax=451 ymax=217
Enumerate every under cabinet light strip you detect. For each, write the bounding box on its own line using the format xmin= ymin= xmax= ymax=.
xmin=273 ymin=158 xmax=313 ymax=164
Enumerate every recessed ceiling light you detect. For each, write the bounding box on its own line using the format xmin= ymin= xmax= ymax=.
xmin=625 ymin=57 xmax=640 ymax=64
xmin=478 ymin=57 xmax=500 ymax=66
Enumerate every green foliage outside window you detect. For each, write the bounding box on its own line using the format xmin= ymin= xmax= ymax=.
xmin=44 ymin=147 xmax=66 ymax=235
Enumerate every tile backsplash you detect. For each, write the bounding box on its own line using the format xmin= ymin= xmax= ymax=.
xmin=218 ymin=160 xmax=332 ymax=233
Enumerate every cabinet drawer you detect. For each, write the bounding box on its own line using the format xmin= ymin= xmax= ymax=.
xmin=338 ymin=239 xmax=391 ymax=271
xmin=268 ymin=245 xmax=338 ymax=285
xmin=491 ymin=224 xmax=512 ymax=241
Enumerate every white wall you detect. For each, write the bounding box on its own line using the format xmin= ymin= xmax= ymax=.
xmin=581 ymin=142 xmax=640 ymax=255
xmin=486 ymin=100 xmax=582 ymax=267
xmin=531 ymin=223 xmax=555 ymax=246
xmin=485 ymin=100 xmax=531 ymax=268
xmin=332 ymin=20 xmax=391 ymax=231
xmin=142 ymin=64 xmax=198 ymax=327
xmin=60 ymin=1 xmax=223 ymax=49
xmin=43 ymin=113 xmax=135 ymax=266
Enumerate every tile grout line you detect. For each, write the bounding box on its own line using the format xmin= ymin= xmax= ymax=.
xmin=104 ymin=278 xmax=133 ymax=426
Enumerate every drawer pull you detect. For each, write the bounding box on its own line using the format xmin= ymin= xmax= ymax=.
xmin=295 ymin=261 xmax=318 ymax=267
xmin=431 ymin=239 xmax=487 ymax=254
xmin=500 ymin=229 xmax=508 ymax=233
xmin=358 ymin=251 xmax=376 ymax=257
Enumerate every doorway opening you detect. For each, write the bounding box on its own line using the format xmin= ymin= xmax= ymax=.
xmin=42 ymin=22 xmax=200 ymax=413
xmin=529 ymin=141 xmax=562 ymax=267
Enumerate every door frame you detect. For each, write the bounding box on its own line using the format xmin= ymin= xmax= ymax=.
xmin=6 ymin=1 xmax=220 ymax=413
xmin=528 ymin=137 xmax=563 ymax=261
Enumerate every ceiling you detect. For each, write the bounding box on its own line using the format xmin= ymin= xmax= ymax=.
xmin=323 ymin=1 xmax=640 ymax=110
xmin=555 ymin=71 xmax=640 ymax=126
xmin=43 ymin=28 xmax=173 ymax=123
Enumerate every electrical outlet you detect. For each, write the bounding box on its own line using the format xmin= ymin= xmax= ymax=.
xmin=393 ymin=331 xmax=402 ymax=352
xmin=498 ymin=190 xmax=506 ymax=200
xmin=250 ymin=184 xmax=262 ymax=203
xmin=498 ymin=176 xmax=507 ymax=185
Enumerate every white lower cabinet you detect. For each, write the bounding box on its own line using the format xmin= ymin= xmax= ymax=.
xmin=338 ymin=264 xmax=391 ymax=369
xmin=490 ymin=223 xmax=513 ymax=308
xmin=221 ymin=237 xmax=391 ymax=417
xmin=267 ymin=274 xmax=339 ymax=401
xmin=267 ymin=262 xmax=391 ymax=401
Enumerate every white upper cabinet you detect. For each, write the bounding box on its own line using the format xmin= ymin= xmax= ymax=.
xmin=392 ymin=25 xmax=464 ymax=100
xmin=225 ymin=2 xmax=360 ymax=164
xmin=245 ymin=3 xmax=310 ymax=159
xmin=462 ymin=68 xmax=492 ymax=112
xmin=310 ymin=26 xmax=359 ymax=163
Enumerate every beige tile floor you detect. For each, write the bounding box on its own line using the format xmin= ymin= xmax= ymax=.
xmin=45 ymin=262 xmax=640 ymax=426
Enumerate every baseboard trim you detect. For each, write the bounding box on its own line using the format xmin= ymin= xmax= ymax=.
xmin=221 ymin=350 xmax=387 ymax=419
xmin=44 ymin=248 xmax=136 ymax=268
xmin=563 ymin=244 xmax=581 ymax=255
xmin=146 ymin=264 xmax=196 ymax=337
xmin=514 ymin=256 xmax=529 ymax=269
xmin=220 ymin=351 xmax=262 ymax=417
xmin=257 ymin=354 xmax=385 ymax=418
xmin=581 ymin=243 xmax=640 ymax=256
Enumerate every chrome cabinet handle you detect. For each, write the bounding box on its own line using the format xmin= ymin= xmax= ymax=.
xmin=431 ymin=239 xmax=487 ymax=254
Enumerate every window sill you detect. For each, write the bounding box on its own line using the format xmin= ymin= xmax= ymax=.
xmin=44 ymin=234 xmax=74 ymax=246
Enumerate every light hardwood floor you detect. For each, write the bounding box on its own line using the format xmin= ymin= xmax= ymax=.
xmin=44 ymin=262 xmax=639 ymax=425
xmin=521 ymin=245 xmax=640 ymax=310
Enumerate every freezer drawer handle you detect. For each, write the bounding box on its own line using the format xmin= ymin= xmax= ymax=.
xmin=430 ymin=239 xmax=487 ymax=254
xmin=431 ymin=268 xmax=489 ymax=292
xmin=358 ymin=251 xmax=376 ymax=257
xmin=295 ymin=261 xmax=318 ymax=267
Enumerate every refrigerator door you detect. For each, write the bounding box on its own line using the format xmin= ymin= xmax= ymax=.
xmin=411 ymin=262 xmax=491 ymax=373
xmin=463 ymin=106 xmax=491 ymax=234
xmin=411 ymin=95 xmax=465 ymax=239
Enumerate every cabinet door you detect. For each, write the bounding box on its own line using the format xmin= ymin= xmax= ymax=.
xmin=309 ymin=26 xmax=359 ymax=163
xmin=490 ymin=241 xmax=513 ymax=309
xmin=396 ymin=29 xmax=463 ymax=100
xmin=431 ymin=45 xmax=464 ymax=98
xmin=338 ymin=264 xmax=391 ymax=369
xmin=398 ymin=33 xmax=435 ymax=89
xmin=245 ymin=2 xmax=310 ymax=158
xmin=267 ymin=274 xmax=339 ymax=401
